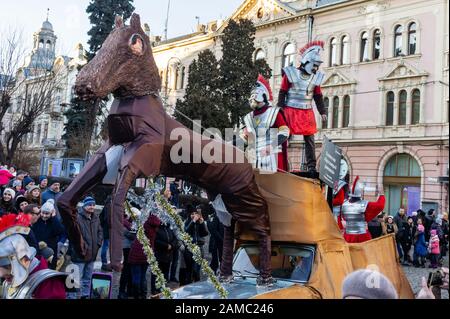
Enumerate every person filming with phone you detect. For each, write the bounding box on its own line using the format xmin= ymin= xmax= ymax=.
xmin=416 ymin=267 xmax=449 ymax=299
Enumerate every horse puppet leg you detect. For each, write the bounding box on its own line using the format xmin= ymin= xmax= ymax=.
xmin=109 ymin=165 xmax=138 ymax=272
xmin=221 ymin=178 xmax=273 ymax=284
xmin=57 ymin=142 xmax=110 ymax=258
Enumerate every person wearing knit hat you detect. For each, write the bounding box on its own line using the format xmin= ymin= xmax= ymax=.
xmin=342 ymin=269 xmax=398 ymax=299
xmin=1 ymin=188 xmax=16 ymax=216
xmin=25 ymin=185 xmax=42 ymax=206
xmin=82 ymin=196 xmax=96 ymax=208
xmin=12 ymin=179 xmax=22 ymax=193
xmin=3 ymin=188 xmax=15 ymax=199
xmin=22 ymin=176 xmax=35 ymax=190
xmin=15 ymin=195 xmax=29 ymax=213
xmin=38 ymin=175 xmax=48 ymax=191
xmin=33 ymin=199 xmax=64 ymax=270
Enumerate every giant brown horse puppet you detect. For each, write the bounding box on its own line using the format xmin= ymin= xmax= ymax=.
xmin=57 ymin=13 xmax=274 ymax=285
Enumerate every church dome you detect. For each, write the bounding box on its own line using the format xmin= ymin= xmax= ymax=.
xmin=41 ymin=20 xmax=53 ymax=31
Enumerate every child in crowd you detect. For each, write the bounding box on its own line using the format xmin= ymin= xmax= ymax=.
xmin=414 ymin=224 xmax=428 ymax=268
xmin=429 ymin=229 xmax=440 ymax=268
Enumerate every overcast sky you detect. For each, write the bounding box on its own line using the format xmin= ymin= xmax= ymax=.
xmin=0 ymin=0 xmax=243 ymax=55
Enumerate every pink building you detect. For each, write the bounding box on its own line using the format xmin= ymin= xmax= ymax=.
xmin=153 ymin=0 xmax=449 ymax=215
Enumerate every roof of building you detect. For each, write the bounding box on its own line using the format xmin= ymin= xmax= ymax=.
xmin=155 ymin=31 xmax=206 ymax=47
xmin=315 ymin=0 xmax=346 ymax=7
xmin=41 ymin=20 xmax=54 ymax=32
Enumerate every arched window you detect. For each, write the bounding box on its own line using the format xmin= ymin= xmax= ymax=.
xmin=408 ymin=22 xmax=417 ymax=55
xmin=411 ymin=89 xmax=420 ymax=124
xmin=329 ymin=38 xmax=337 ymax=66
xmin=46 ymin=40 xmax=52 ymax=49
xmin=282 ymin=43 xmax=296 ymax=68
xmin=255 ymin=49 xmax=266 ymax=61
xmin=360 ymin=32 xmax=369 ymax=62
xmin=386 ymin=91 xmax=394 ymax=126
xmin=373 ymin=29 xmax=381 ymax=60
xmin=394 ymin=25 xmax=403 ymax=57
xmin=323 ymin=97 xmax=329 ymax=129
xmin=399 ymin=90 xmax=407 ymax=125
xmin=384 ymin=153 xmax=421 ymax=215
xmin=39 ymin=39 xmax=44 ymax=49
xmin=343 ymin=95 xmax=350 ymax=128
xmin=332 ymin=96 xmax=339 ymax=128
xmin=340 ymin=35 xmax=349 ymax=65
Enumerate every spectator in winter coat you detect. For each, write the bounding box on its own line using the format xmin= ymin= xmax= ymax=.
xmin=441 ymin=212 xmax=449 ymax=258
xmin=382 ymin=216 xmax=398 ymax=235
xmin=183 ymin=207 xmax=209 ymax=284
xmin=414 ymin=224 xmax=428 ymax=267
xmin=429 ymin=229 xmax=440 ymax=268
xmin=401 ymin=217 xmax=416 ymax=264
xmin=32 ymin=199 xmax=65 ymax=269
xmin=22 ymin=176 xmax=35 ymax=191
xmin=69 ymin=196 xmax=103 ymax=299
xmin=23 ymin=204 xmax=41 ymax=253
xmin=151 ymin=223 xmax=178 ymax=294
xmin=38 ymin=176 xmax=48 ymax=191
xmin=118 ymin=213 xmax=135 ymax=299
xmin=12 ymin=180 xmax=24 ymax=198
xmin=424 ymin=209 xmax=436 ymax=242
xmin=15 ymin=195 xmax=29 ymax=214
xmin=26 ymin=185 xmax=42 ymax=206
xmin=207 ymin=209 xmax=224 ymax=274
xmin=0 ymin=167 xmax=14 ymax=188
xmin=367 ymin=214 xmax=384 ymax=240
xmin=394 ymin=208 xmax=408 ymax=261
xmin=0 ymin=188 xmax=16 ymax=216
xmin=41 ymin=180 xmax=61 ymax=205
xmin=128 ymin=212 xmax=160 ymax=299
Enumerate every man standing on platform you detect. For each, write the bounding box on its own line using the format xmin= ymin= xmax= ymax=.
xmin=277 ymin=41 xmax=327 ymax=176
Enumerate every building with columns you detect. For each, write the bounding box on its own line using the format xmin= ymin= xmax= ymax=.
xmin=1 ymin=17 xmax=88 ymax=167
xmin=153 ymin=0 xmax=448 ymax=215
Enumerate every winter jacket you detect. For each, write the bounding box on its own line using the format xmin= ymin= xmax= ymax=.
xmin=41 ymin=189 xmax=61 ymax=206
xmin=128 ymin=215 xmax=160 ymax=265
xmin=0 ymin=169 xmax=14 ymax=186
xmin=429 ymin=235 xmax=440 ymax=255
xmin=382 ymin=222 xmax=398 ymax=235
xmin=367 ymin=218 xmax=383 ymax=239
xmin=414 ymin=231 xmax=428 ymax=257
xmin=207 ymin=213 xmax=224 ymax=253
xmin=32 ymin=216 xmax=65 ymax=255
xmin=69 ymin=208 xmax=103 ymax=263
xmin=184 ymin=218 xmax=209 ymax=246
xmin=154 ymin=224 xmax=178 ymax=263
xmin=0 ymin=199 xmax=15 ymax=216
xmin=123 ymin=217 xmax=135 ymax=249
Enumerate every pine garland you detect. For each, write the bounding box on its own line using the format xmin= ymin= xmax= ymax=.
xmin=127 ymin=178 xmax=229 ymax=299
xmin=125 ymin=201 xmax=172 ymax=299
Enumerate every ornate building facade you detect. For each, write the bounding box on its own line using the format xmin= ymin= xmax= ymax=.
xmin=1 ymin=18 xmax=87 ymax=164
xmin=153 ymin=0 xmax=449 ymax=214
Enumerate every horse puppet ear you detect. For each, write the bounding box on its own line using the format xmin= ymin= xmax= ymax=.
xmin=115 ymin=15 xmax=124 ymax=28
xmin=130 ymin=13 xmax=142 ymax=30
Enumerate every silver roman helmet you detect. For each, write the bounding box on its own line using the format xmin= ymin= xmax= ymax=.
xmin=298 ymin=40 xmax=324 ymax=75
xmin=249 ymin=75 xmax=273 ymax=109
xmin=0 ymin=214 xmax=36 ymax=288
xmin=349 ymin=176 xmax=364 ymax=199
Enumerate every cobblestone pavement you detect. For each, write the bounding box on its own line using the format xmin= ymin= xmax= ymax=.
xmin=401 ymin=256 xmax=448 ymax=299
